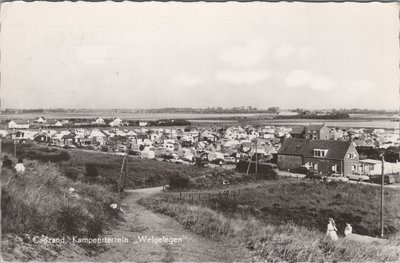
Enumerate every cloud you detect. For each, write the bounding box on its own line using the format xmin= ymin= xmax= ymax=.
xmin=347 ymin=80 xmax=376 ymax=92
xmin=285 ymin=70 xmax=336 ymax=91
xmin=297 ymin=46 xmax=315 ymax=59
xmin=220 ymin=39 xmax=270 ymax=67
xmin=216 ymin=69 xmax=271 ymax=85
xmin=172 ymin=74 xmax=203 ymax=87
xmin=274 ymin=44 xmax=295 ymax=59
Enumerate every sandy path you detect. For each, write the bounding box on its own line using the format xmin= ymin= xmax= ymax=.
xmin=94 ymin=187 xmax=252 ymax=262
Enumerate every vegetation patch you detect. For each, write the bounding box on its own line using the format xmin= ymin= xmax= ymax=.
xmin=140 ymin=197 xmax=400 ymax=262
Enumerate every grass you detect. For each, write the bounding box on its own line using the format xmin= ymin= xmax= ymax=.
xmin=140 ymin=196 xmax=400 ymax=262
xmin=162 ymin=179 xmax=400 ymax=237
xmin=1 ymin=158 xmax=120 ymax=241
xmin=65 ymin=149 xmax=214 ymax=189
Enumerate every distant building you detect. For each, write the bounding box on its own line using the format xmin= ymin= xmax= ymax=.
xmin=277 ymin=111 xmax=299 ymax=116
xmin=95 ymin=118 xmax=105 ymax=125
xmin=289 ymin=126 xmax=306 ymax=139
xmin=110 ymin=118 xmax=123 ymax=127
xmin=305 ymin=123 xmax=330 ymax=140
xmin=8 ymin=120 xmax=30 ymax=129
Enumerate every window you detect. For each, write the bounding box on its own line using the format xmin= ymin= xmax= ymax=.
xmin=312 ymin=163 xmax=318 ymax=170
xmin=352 ymin=164 xmax=357 ymax=171
xmin=314 ymin=149 xmax=328 ymax=157
xmin=348 ymin=153 xmax=357 ymax=159
xmin=331 ymin=164 xmax=339 ymax=172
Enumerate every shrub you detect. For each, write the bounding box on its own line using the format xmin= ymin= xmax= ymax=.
xmin=169 ymin=176 xmax=190 ymax=189
xmin=85 ymin=163 xmax=99 ymax=177
xmin=25 ymin=149 xmax=70 ymax=163
xmin=1 ymin=161 xmax=119 ymax=240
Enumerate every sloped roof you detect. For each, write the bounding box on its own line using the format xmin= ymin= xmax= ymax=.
xmin=137 ymin=134 xmax=149 ymax=140
xmin=290 ymin=126 xmax=306 ymax=135
xmin=278 ymin=138 xmax=351 ymax=159
xmin=307 ymin=124 xmax=326 ymax=131
xmin=278 ymin=138 xmax=308 ymax=156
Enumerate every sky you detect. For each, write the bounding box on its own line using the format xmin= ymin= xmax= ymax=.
xmin=0 ymin=2 xmax=399 ymax=110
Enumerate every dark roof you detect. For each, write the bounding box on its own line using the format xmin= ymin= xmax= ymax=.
xmin=278 ymin=138 xmax=308 ymax=156
xmin=62 ymin=133 xmax=77 ymax=139
xmin=278 ymin=138 xmax=352 ymax=159
xmin=136 ymin=134 xmax=149 ymax=140
xmin=290 ymin=126 xmax=306 ymax=135
xmin=307 ymin=124 xmax=325 ymax=131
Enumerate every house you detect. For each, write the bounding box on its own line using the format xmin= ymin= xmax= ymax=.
xmin=47 ymin=120 xmax=63 ymax=127
xmin=33 ymin=133 xmax=52 ymax=144
xmin=8 ymin=120 xmax=30 ymax=129
xmin=10 ymin=130 xmax=37 ymax=143
xmin=305 ymin=123 xmax=330 ymax=140
xmin=136 ymin=134 xmax=152 ymax=146
xmin=139 ymin=121 xmax=149 ymax=127
xmin=289 ymin=126 xmax=306 ymax=139
xmin=62 ymin=133 xmax=81 ymax=146
xmin=359 ymin=159 xmax=400 ymax=175
xmin=35 ymin=117 xmax=47 ymax=124
xmin=95 ymin=118 xmax=105 ymax=125
xmin=109 ymin=118 xmax=123 ymax=127
xmin=277 ymin=138 xmax=359 ymax=176
xmin=89 ymin=129 xmax=110 ymax=145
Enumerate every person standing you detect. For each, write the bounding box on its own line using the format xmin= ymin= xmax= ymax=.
xmin=2 ymin=155 xmax=13 ymax=170
xmin=14 ymin=159 xmax=25 ymax=173
xmin=326 ymin=217 xmax=338 ymax=241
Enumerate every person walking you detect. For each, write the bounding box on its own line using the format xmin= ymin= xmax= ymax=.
xmin=326 ymin=217 xmax=338 ymax=241
xmin=14 ymin=158 xmax=25 ymax=173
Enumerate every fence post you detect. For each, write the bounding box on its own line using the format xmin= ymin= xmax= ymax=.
xmin=180 ymin=192 xmax=182 ymax=200
xmin=208 ymin=193 xmax=211 ymax=200
xmin=191 ymin=195 xmax=194 ymax=204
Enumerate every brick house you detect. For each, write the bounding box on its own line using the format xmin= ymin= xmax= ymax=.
xmin=277 ymin=138 xmax=359 ymax=176
xmin=290 ymin=126 xmax=306 ymax=139
xmin=305 ymin=123 xmax=330 ymax=140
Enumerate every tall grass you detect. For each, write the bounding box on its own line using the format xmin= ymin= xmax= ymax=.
xmin=140 ymin=197 xmax=400 ymax=262
xmin=1 ymin=160 xmax=120 ymax=239
xmin=200 ymin=180 xmax=400 ymax=237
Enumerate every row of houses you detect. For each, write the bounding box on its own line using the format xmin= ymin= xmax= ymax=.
xmin=4 ymin=117 xmax=150 ymax=129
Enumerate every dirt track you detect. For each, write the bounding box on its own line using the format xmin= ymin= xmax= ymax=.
xmin=94 ymin=187 xmax=252 ymax=262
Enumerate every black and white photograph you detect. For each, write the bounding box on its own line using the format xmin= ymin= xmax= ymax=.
xmin=0 ymin=1 xmax=399 ymax=262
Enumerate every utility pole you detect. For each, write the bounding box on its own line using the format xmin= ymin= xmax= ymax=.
xmin=380 ymin=154 xmax=385 ymax=238
xmin=14 ymin=140 xmax=16 ymax=157
xmin=255 ymin=135 xmax=258 ymax=174
xmin=124 ymin=149 xmax=129 ymax=189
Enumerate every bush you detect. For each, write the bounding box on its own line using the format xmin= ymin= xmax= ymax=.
xmin=62 ymin=166 xmax=83 ymax=180
xmin=25 ymin=149 xmax=70 ymax=163
xmin=169 ymin=176 xmax=190 ymax=189
xmin=1 ymin=161 xmax=119 ymax=240
xmin=236 ymin=161 xmax=278 ymax=180
xmin=85 ymin=163 xmax=99 ymax=177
